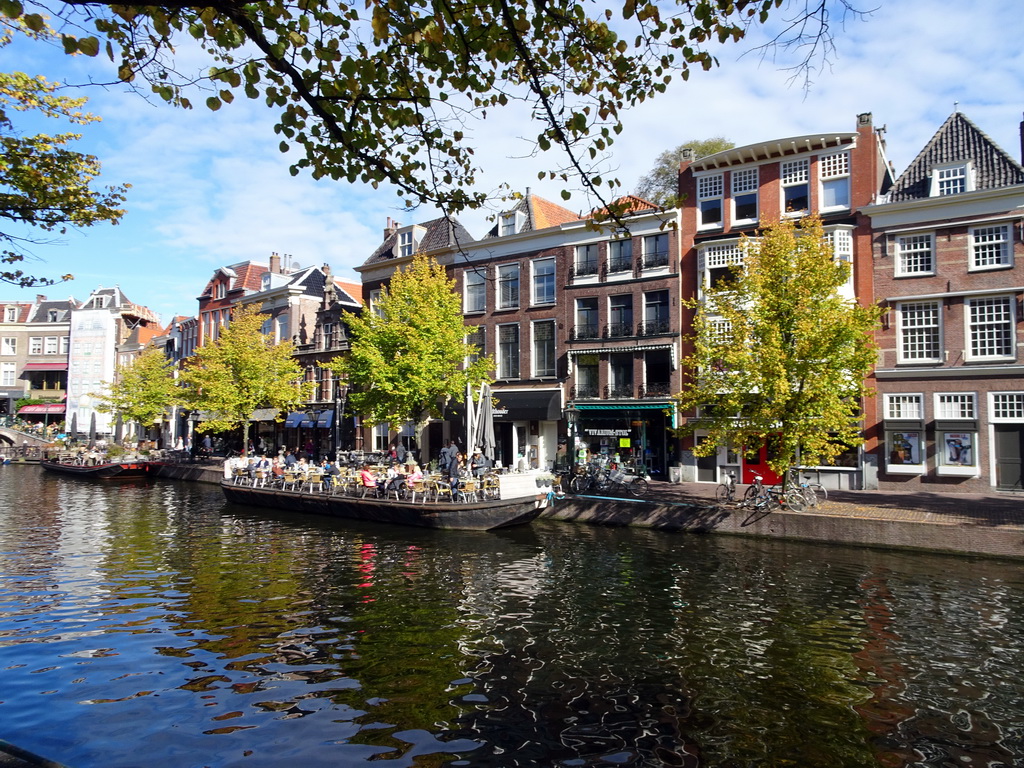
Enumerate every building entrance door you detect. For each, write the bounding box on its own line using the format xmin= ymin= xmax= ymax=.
xmin=994 ymin=425 xmax=1024 ymax=490
xmin=741 ymin=439 xmax=783 ymax=486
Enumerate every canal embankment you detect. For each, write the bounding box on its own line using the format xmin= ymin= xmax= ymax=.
xmin=149 ymin=462 xmax=1024 ymax=561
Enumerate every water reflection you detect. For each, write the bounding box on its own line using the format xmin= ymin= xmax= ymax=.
xmin=0 ymin=468 xmax=1022 ymax=767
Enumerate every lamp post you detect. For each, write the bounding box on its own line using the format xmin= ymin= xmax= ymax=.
xmin=333 ymin=382 xmax=348 ymax=462
xmin=565 ymin=403 xmax=578 ymax=473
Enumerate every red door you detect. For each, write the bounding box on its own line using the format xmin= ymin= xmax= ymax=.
xmin=741 ymin=440 xmax=783 ymax=485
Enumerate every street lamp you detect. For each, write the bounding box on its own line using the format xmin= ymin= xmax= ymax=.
xmin=565 ymin=403 xmax=578 ymax=472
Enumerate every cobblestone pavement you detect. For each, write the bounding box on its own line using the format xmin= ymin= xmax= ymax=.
xmin=641 ymin=480 xmax=1024 ymax=529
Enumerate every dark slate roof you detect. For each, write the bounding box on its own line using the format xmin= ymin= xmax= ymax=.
xmin=27 ymin=300 xmax=77 ymax=323
xmin=888 ymin=112 xmax=1024 ymax=202
xmin=363 ymin=217 xmax=475 ymax=266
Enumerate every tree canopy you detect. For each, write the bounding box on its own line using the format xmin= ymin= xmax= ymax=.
xmin=328 ymin=254 xmax=491 ymax=439
xmin=676 ymin=216 xmax=881 ymax=476
xmin=634 ymin=137 xmax=735 ymax=206
xmin=2 ymin=0 xmax=857 ymax=217
xmin=178 ymin=304 xmax=309 ymax=451
xmin=93 ymin=345 xmax=178 ymax=428
xmin=0 ymin=14 xmax=128 ymax=287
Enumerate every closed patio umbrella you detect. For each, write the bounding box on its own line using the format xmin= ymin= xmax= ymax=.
xmin=476 ymin=384 xmax=496 ymax=462
xmin=89 ymin=411 xmax=97 ymax=444
xmin=113 ymin=413 xmax=123 ymax=444
xmin=69 ymin=413 xmax=78 ymax=441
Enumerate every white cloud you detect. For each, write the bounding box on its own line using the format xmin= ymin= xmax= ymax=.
xmin=6 ymin=0 xmax=1024 ymax=322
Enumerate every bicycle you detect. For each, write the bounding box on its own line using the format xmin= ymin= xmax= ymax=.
xmin=783 ymin=467 xmax=827 ymax=509
xmin=716 ymin=471 xmax=738 ymax=504
xmin=741 ymin=474 xmax=805 ymax=512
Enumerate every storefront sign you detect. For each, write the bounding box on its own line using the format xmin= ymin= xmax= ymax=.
xmin=584 ymin=428 xmax=631 ymax=437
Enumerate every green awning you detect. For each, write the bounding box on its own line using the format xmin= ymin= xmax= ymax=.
xmin=575 ymin=403 xmax=671 ymax=411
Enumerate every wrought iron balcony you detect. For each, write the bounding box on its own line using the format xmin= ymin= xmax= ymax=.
xmin=605 ymin=384 xmax=634 ymax=399
xmin=570 ymin=324 xmax=601 ymax=340
xmin=570 ymin=385 xmax=600 ymax=400
xmin=572 ymin=259 xmax=600 ymax=278
xmin=605 ymin=323 xmax=634 ymax=339
xmin=638 ymin=320 xmax=671 ymax=337
xmin=642 ymin=252 xmax=670 ymax=269
xmin=639 ymin=383 xmax=672 ymax=398
xmin=607 ymin=256 xmax=633 ymax=274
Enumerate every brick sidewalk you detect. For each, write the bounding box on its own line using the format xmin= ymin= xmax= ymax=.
xmin=642 ymin=480 xmax=1024 ymax=529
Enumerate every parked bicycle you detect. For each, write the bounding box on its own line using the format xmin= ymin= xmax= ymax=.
xmin=570 ymin=461 xmax=648 ymax=497
xmin=741 ymin=474 xmax=805 ymax=512
xmin=716 ymin=471 xmax=738 ymax=504
xmin=782 ymin=467 xmax=828 ymax=510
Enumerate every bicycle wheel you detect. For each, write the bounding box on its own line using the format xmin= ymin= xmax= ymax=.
xmin=716 ymin=484 xmax=734 ymax=504
xmin=809 ymin=483 xmax=827 ymax=501
xmin=628 ymin=478 xmax=649 ymax=497
xmin=784 ymin=488 xmax=806 ymax=511
xmin=742 ymin=484 xmax=760 ymax=507
xmin=569 ymin=475 xmax=590 ymax=494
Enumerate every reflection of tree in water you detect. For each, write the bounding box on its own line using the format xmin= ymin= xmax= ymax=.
xmin=447 ymin=524 xmax=703 ymax=766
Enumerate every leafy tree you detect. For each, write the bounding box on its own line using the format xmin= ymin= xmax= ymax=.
xmin=178 ymin=304 xmax=310 ymax=453
xmin=0 ymin=15 xmax=128 ymax=287
xmin=676 ymin=216 xmax=881 ymax=477
xmin=326 ymin=254 xmax=492 ymax=443
xmin=93 ymin=345 xmax=179 ymax=430
xmin=1 ymin=0 xmax=858 ymax=215
xmin=634 ymin=137 xmax=735 ymax=206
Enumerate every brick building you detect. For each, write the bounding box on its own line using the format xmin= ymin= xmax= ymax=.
xmin=863 ymin=111 xmax=1024 ymax=491
xmin=677 ymin=112 xmax=894 ymax=489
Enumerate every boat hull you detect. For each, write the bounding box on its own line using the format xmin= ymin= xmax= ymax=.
xmin=220 ymin=481 xmax=543 ymax=531
xmin=40 ymin=460 xmax=151 ymax=479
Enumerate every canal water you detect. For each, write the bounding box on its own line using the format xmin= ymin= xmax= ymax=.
xmin=1 ymin=468 xmax=1022 ymax=768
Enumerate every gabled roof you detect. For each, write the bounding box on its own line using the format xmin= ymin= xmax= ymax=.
xmin=1 ymin=301 xmax=33 ymax=322
xmin=483 ymin=191 xmax=581 ymax=238
xmin=333 ymin=278 xmax=363 ymax=306
xmin=888 ymin=111 xmax=1024 ymax=202
xmin=28 ymin=299 xmax=78 ymax=323
xmin=589 ymin=195 xmax=660 ymax=217
xmin=363 ymin=217 xmax=475 ymax=266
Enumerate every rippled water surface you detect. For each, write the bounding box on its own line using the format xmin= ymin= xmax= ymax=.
xmin=1 ymin=467 xmax=1023 ymax=767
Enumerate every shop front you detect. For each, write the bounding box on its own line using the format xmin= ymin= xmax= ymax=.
xmin=490 ymin=388 xmax=562 ymax=471
xmin=570 ymin=403 xmax=673 ymax=478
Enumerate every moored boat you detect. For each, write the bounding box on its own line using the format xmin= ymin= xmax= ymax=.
xmin=40 ymin=458 xmax=151 ymax=479
xmin=220 ymin=479 xmax=547 ymax=531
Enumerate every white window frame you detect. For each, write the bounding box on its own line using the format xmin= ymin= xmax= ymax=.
xmin=884 ymin=393 xmax=924 ymax=420
xmin=930 ymin=161 xmax=974 ymax=197
xmin=965 ymin=295 xmax=1015 ymax=362
xmin=935 ymin=392 xmax=976 ymax=420
xmin=696 ymin=173 xmax=724 ymax=229
xmin=990 ymin=392 xmax=1024 ymax=422
xmin=368 ymin=289 xmax=383 ymax=318
xmin=500 ymin=211 xmax=523 ymax=237
xmin=574 ymin=244 xmax=600 ymax=277
xmin=373 ymin=423 xmax=389 ymax=452
xmin=895 ymin=233 xmax=935 ymax=277
xmin=642 ymin=233 xmax=669 ymax=269
xmin=497 ymin=263 xmax=520 ymax=309
xmin=44 ymin=336 xmax=58 ymax=355
xmin=731 ymin=167 xmax=759 ymax=225
xmin=497 ymin=322 xmax=520 ymax=379
xmin=969 ymin=224 xmax=1012 ymax=271
xmin=0 ymin=337 xmax=15 ymax=356
xmin=532 ymin=319 xmax=556 ymax=378
xmin=896 ymin=301 xmax=942 ymax=364
xmin=819 ymin=151 xmax=850 ymax=211
xmin=781 ymin=158 xmax=809 ymax=216
xmin=3 ymin=307 xmax=16 ymax=322
xmin=464 ymin=269 xmax=486 ymax=313
xmin=0 ymin=362 xmax=15 ymax=387
xmin=29 ymin=336 xmax=43 ymax=355
xmin=214 ymin=282 xmax=226 ymax=300
xmin=531 ymin=258 xmax=556 ymax=306
xmin=398 ymin=230 xmax=414 ymax=257
xmin=608 ymin=238 xmax=633 ymax=273
xmin=465 ymin=326 xmax=485 ymax=366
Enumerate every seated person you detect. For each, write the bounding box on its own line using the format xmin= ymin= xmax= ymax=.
xmin=359 ymin=463 xmax=378 ymax=490
xmin=405 ymin=462 xmax=423 ymax=485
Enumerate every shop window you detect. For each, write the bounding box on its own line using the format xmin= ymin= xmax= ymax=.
xmin=886 ymin=430 xmax=924 ymax=471
xmin=937 ymin=430 xmax=977 ymax=473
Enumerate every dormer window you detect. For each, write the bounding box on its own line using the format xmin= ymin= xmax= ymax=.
xmin=930 ymin=162 xmax=973 ymax=196
xmin=4 ymin=307 xmax=17 ymax=322
xmin=215 ymin=282 xmax=227 ymax=299
xmin=48 ymin=309 xmax=59 ymax=322
xmin=261 ymin=273 xmax=272 ymax=291
xmin=500 ymin=211 xmax=523 ymax=237
xmin=399 ymin=231 xmax=414 ymax=257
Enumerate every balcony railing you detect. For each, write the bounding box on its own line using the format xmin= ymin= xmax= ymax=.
xmin=605 ymin=384 xmax=634 ymax=399
xmin=572 ymin=259 xmax=600 ymax=278
xmin=638 ymin=319 xmax=671 ymax=337
xmin=570 ymin=324 xmax=600 ymax=340
xmin=605 ymin=323 xmax=634 ymax=338
xmin=642 ymin=252 xmax=670 ymax=269
xmin=607 ymin=256 xmax=633 ymax=274
xmin=639 ymin=383 xmax=672 ymax=398
xmin=570 ymin=385 xmax=600 ymax=400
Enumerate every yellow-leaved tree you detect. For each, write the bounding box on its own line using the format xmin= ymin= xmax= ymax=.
xmin=178 ymin=304 xmax=310 ymax=454
xmin=676 ymin=216 xmax=882 ymax=478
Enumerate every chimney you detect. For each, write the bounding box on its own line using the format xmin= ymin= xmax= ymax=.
xmin=269 ymin=252 xmax=281 ymax=274
xmin=36 ymin=294 xmax=47 ymax=303
xmin=1020 ymin=111 xmax=1024 ymax=165
xmin=384 ymin=217 xmax=400 ymax=240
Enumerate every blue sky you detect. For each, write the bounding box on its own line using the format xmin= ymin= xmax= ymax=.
xmin=5 ymin=0 xmax=1024 ymax=322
